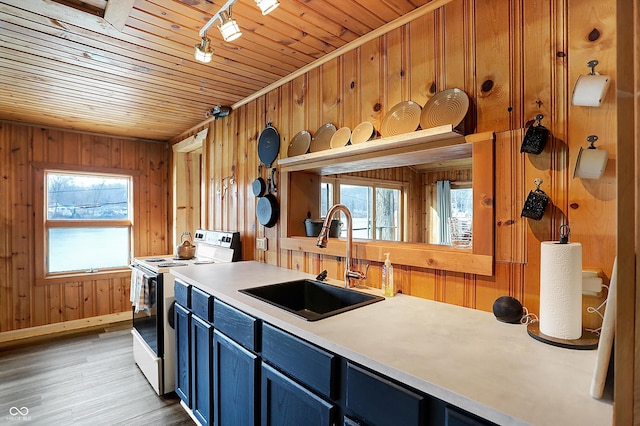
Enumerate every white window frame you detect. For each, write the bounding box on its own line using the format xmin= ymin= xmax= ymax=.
xmin=321 ymin=176 xmax=406 ymax=241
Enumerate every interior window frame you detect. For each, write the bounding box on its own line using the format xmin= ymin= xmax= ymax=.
xmin=34 ymin=165 xmax=135 ymax=284
xmin=321 ymin=175 xmax=406 ymax=242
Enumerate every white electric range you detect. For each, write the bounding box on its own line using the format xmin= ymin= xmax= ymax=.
xmin=129 ymin=229 xmax=241 ymax=395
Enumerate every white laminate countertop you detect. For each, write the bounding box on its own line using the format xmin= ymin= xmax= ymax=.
xmin=170 ymin=261 xmax=612 ymax=426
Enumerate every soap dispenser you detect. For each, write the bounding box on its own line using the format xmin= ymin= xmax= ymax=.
xmin=382 ymin=252 xmax=395 ymax=297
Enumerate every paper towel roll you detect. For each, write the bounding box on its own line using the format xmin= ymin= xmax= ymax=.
xmin=571 ymin=74 xmax=610 ymax=107
xmin=539 ymin=242 xmax=583 ymax=339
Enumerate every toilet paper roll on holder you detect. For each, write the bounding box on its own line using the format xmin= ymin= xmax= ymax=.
xmin=573 ymin=135 xmax=609 ymax=179
xmin=571 ymin=60 xmax=610 ymax=107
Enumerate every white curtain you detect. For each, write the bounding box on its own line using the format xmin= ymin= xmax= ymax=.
xmin=436 ymin=180 xmax=451 ymax=245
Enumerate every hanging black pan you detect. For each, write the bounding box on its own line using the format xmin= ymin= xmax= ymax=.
xmin=252 ymin=165 xmax=266 ymax=198
xmin=257 ymin=174 xmax=279 ymax=228
xmin=258 ymin=121 xmax=280 ymax=168
xmin=256 ymin=121 xmax=280 ymax=227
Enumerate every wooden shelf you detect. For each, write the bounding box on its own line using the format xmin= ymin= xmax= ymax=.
xmin=278 ymin=125 xmax=488 ymax=175
xmin=278 ymin=128 xmax=496 ymax=276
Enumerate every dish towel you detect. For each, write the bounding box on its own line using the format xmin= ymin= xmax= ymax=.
xmin=137 ymin=275 xmax=151 ymax=314
xmin=129 ymin=268 xmax=140 ymax=303
xmin=129 ymin=268 xmax=149 ymax=313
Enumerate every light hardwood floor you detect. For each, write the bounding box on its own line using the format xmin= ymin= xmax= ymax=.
xmin=0 ymin=322 xmax=193 ymax=425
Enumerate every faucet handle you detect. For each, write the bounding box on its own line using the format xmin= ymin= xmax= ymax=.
xmin=362 ymin=263 xmax=370 ymax=279
xmin=346 ymin=263 xmax=369 ymax=284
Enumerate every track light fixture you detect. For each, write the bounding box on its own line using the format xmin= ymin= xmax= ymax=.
xmin=194 ymin=33 xmax=214 ymax=63
xmin=255 ymin=0 xmax=279 ymax=15
xmin=218 ymin=9 xmax=242 ymax=42
xmin=195 ymin=0 xmax=279 ymax=62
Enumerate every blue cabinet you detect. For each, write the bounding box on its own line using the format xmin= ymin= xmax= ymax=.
xmin=261 ymin=362 xmax=335 ymax=426
xmin=176 ymin=283 xmax=494 ymax=426
xmin=261 ymin=323 xmax=336 ymax=399
xmin=191 ymin=315 xmax=214 ymax=426
xmin=345 ymin=362 xmax=426 ymax=426
xmin=213 ymin=329 xmax=260 ymax=426
xmin=174 ymin=302 xmax=191 ymax=407
xmin=435 ymin=402 xmax=496 ymax=426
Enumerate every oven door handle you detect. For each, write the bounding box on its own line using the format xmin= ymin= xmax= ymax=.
xmin=130 ymin=264 xmax=157 ymax=280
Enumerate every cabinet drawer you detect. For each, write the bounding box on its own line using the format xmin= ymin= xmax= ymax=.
xmin=345 ymin=362 xmax=426 ymax=426
xmin=261 ymin=363 xmax=335 ymax=426
xmin=213 ymin=299 xmax=260 ymax=352
xmin=174 ymin=280 xmax=191 ymax=308
xmin=262 ymin=323 xmax=336 ymax=399
xmin=191 ymin=287 xmax=214 ymax=323
xmin=443 ymin=405 xmax=495 ymax=426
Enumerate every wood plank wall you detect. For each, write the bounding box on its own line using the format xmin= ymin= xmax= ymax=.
xmin=193 ymin=0 xmax=616 ymax=329
xmin=0 ymin=122 xmax=169 ymax=332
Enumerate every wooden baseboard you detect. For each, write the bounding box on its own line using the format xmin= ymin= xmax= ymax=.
xmin=0 ymin=312 xmax=132 ymax=346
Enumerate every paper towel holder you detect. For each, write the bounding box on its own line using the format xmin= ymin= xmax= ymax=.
xmin=527 ymin=322 xmax=599 ymax=349
xmin=573 ymin=135 xmax=609 ymax=179
xmin=571 ymin=60 xmax=610 ymax=107
xmin=558 ymin=224 xmax=570 ymax=244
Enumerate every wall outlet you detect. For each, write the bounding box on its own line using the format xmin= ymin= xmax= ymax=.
xmin=256 ymin=237 xmax=268 ymax=251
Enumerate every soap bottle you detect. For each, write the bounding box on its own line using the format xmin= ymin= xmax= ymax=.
xmin=382 ymin=252 xmax=395 ymax=297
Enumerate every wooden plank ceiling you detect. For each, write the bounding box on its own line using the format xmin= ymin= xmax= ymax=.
xmin=0 ymin=0 xmax=433 ymax=141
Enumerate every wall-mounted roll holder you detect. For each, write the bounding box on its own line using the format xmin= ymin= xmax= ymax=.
xmin=571 ymin=60 xmax=610 ymax=107
xmin=574 ymin=135 xmax=608 ymax=179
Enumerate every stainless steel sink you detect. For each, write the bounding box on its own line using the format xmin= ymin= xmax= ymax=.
xmin=239 ymin=279 xmax=384 ymax=321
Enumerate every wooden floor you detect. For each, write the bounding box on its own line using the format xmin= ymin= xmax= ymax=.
xmin=0 ymin=322 xmax=193 ymax=425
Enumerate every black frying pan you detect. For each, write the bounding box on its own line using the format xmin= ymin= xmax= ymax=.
xmin=258 ymin=121 xmax=280 ymax=168
xmin=257 ymin=173 xmax=279 ymax=228
xmin=252 ymin=165 xmax=266 ymax=197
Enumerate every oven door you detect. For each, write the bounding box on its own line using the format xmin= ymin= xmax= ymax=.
xmin=131 ymin=265 xmax=163 ymax=357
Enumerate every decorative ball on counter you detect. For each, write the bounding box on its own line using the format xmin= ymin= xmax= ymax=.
xmin=492 ymin=296 xmax=524 ymax=323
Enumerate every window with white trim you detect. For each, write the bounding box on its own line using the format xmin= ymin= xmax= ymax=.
xmin=321 ymin=177 xmax=403 ymax=241
xmin=43 ymin=170 xmax=133 ymax=274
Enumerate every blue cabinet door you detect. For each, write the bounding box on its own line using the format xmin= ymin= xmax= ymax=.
xmin=345 ymin=362 xmax=426 ymax=426
xmin=261 ymin=363 xmax=335 ymax=426
xmin=213 ymin=330 xmax=259 ymax=426
xmin=174 ymin=303 xmax=191 ymax=406
xmin=191 ymin=315 xmax=214 ymax=426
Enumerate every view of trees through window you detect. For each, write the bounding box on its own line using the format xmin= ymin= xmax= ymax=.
xmin=451 ymin=188 xmax=473 ymax=218
xmin=47 ymin=173 xmax=129 ymax=220
xmin=321 ymin=181 xmax=401 ymax=241
xmin=46 ymin=172 xmax=131 ymax=273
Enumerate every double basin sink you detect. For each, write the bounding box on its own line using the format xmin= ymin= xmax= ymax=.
xmin=239 ymin=279 xmax=384 ymax=321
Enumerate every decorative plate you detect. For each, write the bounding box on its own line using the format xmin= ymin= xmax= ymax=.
xmin=309 ymin=123 xmax=337 ymax=152
xmin=350 ymin=121 xmax=375 ymax=144
xmin=329 ymin=127 xmax=352 ymax=149
xmin=287 ymin=130 xmax=311 ymax=157
xmin=380 ymin=101 xmax=422 ymax=138
xmin=419 ymin=88 xmax=469 ymax=130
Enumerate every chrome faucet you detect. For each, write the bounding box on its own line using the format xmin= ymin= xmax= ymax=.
xmin=316 ymin=204 xmax=368 ymax=288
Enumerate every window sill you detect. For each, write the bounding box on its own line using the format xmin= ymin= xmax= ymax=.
xmin=35 ymin=268 xmax=132 ymax=286
xmin=280 ymin=237 xmax=492 ymax=276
